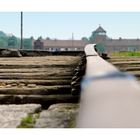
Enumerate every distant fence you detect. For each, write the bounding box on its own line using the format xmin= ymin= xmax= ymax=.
xmin=77 ymin=44 xmax=140 ymax=128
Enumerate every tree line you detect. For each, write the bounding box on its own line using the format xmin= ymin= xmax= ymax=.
xmin=0 ymin=31 xmax=33 ymax=49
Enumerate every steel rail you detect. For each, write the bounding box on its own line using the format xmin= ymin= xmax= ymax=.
xmin=77 ymin=44 xmax=140 ymax=128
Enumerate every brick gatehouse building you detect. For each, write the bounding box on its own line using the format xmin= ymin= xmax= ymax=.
xmin=33 ymin=26 xmax=140 ymax=53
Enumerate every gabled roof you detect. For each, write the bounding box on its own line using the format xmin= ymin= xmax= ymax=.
xmin=42 ymin=40 xmax=88 ymax=48
xmin=105 ymin=39 xmax=140 ymax=46
xmin=95 ymin=25 xmax=106 ymax=33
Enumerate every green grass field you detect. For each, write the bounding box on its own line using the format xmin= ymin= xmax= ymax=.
xmin=111 ymin=51 xmax=140 ymax=57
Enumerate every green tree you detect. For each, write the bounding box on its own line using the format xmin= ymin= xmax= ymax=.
xmin=0 ymin=31 xmax=8 ymax=48
xmin=38 ymin=36 xmax=43 ymax=40
xmin=30 ymin=36 xmax=34 ymax=40
xmin=81 ymin=37 xmax=89 ymax=41
xmin=0 ymin=38 xmax=7 ymax=48
xmin=46 ymin=37 xmax=50 ymax=40
xmin=23 ymin=38 xmax=32 ymax=50
xmin=8 ymin=36 xmax=18 ymax=48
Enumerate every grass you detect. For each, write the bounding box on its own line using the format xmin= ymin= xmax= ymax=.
xmin=68 ymin=117 xmax=77 ymax=128
xmin=18 ymin=113 xmax=39 ymax=128
xmin=111 ymin=51 xmax=140 ymax=57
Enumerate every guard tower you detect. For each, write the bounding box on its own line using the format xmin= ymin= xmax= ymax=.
xmin=95 ymin=25 xmax=106 ymax=35
xmin=90 ymin=25 xmax=107 ymax=43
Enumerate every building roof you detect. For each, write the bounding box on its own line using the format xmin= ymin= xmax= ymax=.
xmin=105 ymin=39 xmax=140 ymax=46
xmin=42 ymin=40 xmax=88 ymax=48
xmin=95 ymin=26 xmax=106 ymax=33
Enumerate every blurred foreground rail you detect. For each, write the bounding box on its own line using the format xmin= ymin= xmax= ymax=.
xmin=77 ymin=44 xmax=140 ymax=128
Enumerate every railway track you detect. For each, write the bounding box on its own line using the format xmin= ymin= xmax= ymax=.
xmin=4 ymin=51 xmax=140 ymax=128
xmin=108 ymin=56 xmax=140 ymax=80
xmin=0 ymin=55 xmax=84 ymax=128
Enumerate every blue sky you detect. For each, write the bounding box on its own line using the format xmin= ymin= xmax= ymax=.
xmin=0 ymin=12 xmax=140 ymax=39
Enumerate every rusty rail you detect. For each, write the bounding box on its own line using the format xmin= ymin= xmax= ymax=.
xmin=76 ymin=44 xmax=140 ymax=128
